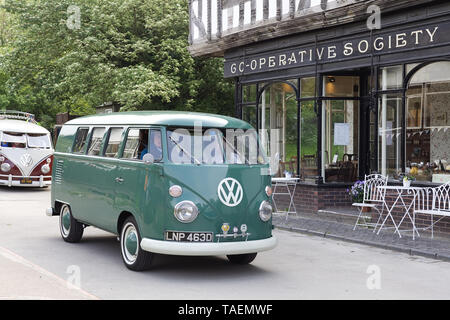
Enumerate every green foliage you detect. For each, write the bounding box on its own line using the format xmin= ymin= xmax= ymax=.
xmin=0 ymin=0 xmax=234 ymax=129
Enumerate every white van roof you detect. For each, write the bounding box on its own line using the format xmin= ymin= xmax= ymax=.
xmin=0 ymin=119 xmax=50 ymax=135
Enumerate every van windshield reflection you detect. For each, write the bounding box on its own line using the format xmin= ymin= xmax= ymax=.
xmin=166 ymin=128 xmax=267 ymax=165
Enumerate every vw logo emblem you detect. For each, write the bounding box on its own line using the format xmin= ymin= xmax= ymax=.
xmin=218 ymin=178 xmax=243 ymax=207
xmin=20 ymin=154 xmax=33 ymax=167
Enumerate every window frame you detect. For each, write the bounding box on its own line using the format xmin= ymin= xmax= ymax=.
xmin=119 ymin=127 xmax=164 ymax=162
xmin=71 ymin=127 xmax=90 ymax=154
xmin=86 ymin=127 xmax=107 ymax=157
xmin=104 ymin=127 xmax=125 ymax=158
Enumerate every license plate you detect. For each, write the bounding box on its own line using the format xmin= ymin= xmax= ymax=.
xmin=165 ymin=231 xmax=213 ymax=242
xmin=20 ymin=178 xmax=33 ymax=184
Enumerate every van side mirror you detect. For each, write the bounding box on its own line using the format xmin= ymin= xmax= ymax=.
xmin=142 ymin=154 xmax=154 ymax=164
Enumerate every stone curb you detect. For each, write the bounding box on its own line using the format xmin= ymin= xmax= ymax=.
xmin=274 ymin=224 xmax=450 ymax=263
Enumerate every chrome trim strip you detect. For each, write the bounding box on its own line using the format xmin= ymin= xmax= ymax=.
xmin=140 ymin=236 xmax=277 ymax=256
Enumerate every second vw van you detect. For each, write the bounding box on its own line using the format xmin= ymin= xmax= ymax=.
xmin=47 ymin=111 xmax=277 ymax=271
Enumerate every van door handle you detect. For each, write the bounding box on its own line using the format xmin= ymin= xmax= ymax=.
xmin=115 ymin=177 xmax=124 ymax=183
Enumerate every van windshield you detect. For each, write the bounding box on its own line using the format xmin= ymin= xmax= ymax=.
xmin=1 ymin=132 xmax=27 ymax=148
xmin=1 ymin=132 xmax=51 ymax=149
xmin=27 ymin=133 xmax=52 ymax=149
xmin=167 ymin=128 xmax=267 ymax=165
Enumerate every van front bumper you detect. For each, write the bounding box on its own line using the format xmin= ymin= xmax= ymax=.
xmin=140 ymin=236 xmax=277 ymax=256
xmin=0 ymin=174 xmax=51 ymax=187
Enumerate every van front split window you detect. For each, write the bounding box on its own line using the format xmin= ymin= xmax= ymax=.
xmin=167 ymin=128 xmax=267 ymax=165
xmin=1 ymin=132 xmax=27 ymax=148
xmin=27 ymin=133 xmax=52 ymax=149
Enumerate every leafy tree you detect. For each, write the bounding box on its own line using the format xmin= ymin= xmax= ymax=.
xmin=0 ymin=0 xmax=234 ymax=129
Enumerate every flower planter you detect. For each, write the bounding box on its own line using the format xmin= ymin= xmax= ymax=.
xmin=362 ymin=206 xmax=371 ymax=213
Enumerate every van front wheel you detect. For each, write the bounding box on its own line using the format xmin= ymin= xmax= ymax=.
xmin=59 ymin=204 xmax=84 ymax=243
xmin=120 ymin=217 xmax=153 ymax=271
xmin=227 ymin=253 xmax=257 ymax=264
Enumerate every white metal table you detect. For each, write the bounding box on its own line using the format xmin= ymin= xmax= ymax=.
xmin=272 ymin=177 xmax=300 ymax=221
xmin=376 ymin=186 xmax=423 ymax=239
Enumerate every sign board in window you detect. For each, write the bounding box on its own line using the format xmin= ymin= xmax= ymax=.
xmin=334 ymin=123 xmax=350 ymax=146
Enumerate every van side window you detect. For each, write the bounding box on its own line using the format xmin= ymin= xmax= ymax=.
xmin=87 ymin=127 xmax=106 ymax=156
xmin=122 ymin=129 xmax=148 ymax=160
xmin=105 ymin=128 xmax=124 ymax=158
xmin=148 ymin=129 xmax=162 ymax=162
xmin=72 ymin=128 xmax=89 ymax=153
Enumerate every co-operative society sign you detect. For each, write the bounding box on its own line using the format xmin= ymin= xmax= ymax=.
xmin=224 ymin=21 xmax=449 ymax=78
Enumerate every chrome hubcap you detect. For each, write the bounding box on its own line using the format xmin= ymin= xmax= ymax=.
xmin=60 ymin=206 xmax=71 ymax=237
xmin=122 ymin=223 xmax=138 ymax=264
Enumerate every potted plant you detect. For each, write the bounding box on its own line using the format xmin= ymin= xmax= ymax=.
xmin=402 ymin=174 xmax=415 ymax=187
xmin=284 ymin=171 xmax=293 ymax=179
xmin=347 ymin=180 xmax=365 ymax=204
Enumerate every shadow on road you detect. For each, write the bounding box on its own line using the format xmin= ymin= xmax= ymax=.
xmin=76 ymin=233 xmax=273 ymax=279
xmin=0 ymin=186 xmax=50 ymax=193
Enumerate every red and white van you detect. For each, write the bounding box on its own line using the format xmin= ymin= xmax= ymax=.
xmin=0 ymin=111 xmax=53 ymax=187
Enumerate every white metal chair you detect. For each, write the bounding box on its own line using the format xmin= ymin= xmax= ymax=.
xmin=352 ymin=174 xmax=388 ymax=231
xmin=414 ymin=182 xmax=450 ymax=238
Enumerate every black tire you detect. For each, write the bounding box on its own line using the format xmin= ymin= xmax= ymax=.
xmin=59 ymin=204 xmax=84 ymax=243
xmin=227 ymin=253 xmax=257 ymax=264
xmin=120 ymin=216 xmax=154 ymax=271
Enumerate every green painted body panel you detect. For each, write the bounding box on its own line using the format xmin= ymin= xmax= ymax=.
xmin=51 ymin=111 xmax=273 ymax=247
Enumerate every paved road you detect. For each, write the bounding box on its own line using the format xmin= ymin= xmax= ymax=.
xmin=0 ymin=186 xmax=449 ymax=300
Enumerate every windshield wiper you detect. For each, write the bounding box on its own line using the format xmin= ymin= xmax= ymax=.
xmin=222 ymin=136 xmax=249 ymax=165
xmin=169 ymin=135 xmax=202 ymax=165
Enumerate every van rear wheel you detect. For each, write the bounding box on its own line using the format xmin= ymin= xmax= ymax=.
xmin=120 ymin=216 xmax=154 ymax=271
xmin=227 ymin=253 xmax=257 ymax=264
xmin=59 ymin=204 xmax=84 ymax=243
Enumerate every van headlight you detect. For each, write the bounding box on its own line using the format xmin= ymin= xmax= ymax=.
xmin=41 ymin=164 xmax=50 ymax=174
xmin=259 ymin=201 xmax=273 ymax=222
xmin=1 ymin=163 xmax=11 ymax=173
xmin=174 ymin=201 xmax=198 ymax=223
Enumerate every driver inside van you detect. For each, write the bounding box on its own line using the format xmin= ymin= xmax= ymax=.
xmin=139 ymin=130 xmax=162 ymax=161
xmin=138 ymin=129 xmax=149 ymax=160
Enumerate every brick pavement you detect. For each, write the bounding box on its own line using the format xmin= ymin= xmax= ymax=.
xmin=272 ymin=213 xmax=450 ymax=262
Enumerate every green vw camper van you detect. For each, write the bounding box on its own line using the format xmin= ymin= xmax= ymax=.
xmin=47 ymin=111 xmax=277 ymax=271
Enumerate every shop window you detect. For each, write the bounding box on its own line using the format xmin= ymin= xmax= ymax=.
xmin=300 ymin=77 xmax=316 ymax=98
xmin=379 ymin=66 xmax=403 ymax=90
xmin=323 ymin=100 xmax=360 ymax=183
xmin=406 ymin=62 xmax=450 ymax=183
xmin=322 ymin=76 xmax=360 ymax=183
xmin=259 ymin=81 xmax=298 ymax=177
xmin=324 ymin=76 xmax=359 ymax=97
xmin=300 ymin=101 xmax=318 ymax=179
xmin=378 ymin=94 xmax=403 ymax=178
xmin=243 ymin=84 xmax=257 ymax=103
xmin=242 ymin=105 xmax=256 ymax=129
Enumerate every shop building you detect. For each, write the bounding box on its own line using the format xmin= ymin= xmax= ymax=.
xmin=188 ymin=0 xmax=450 ymax=232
